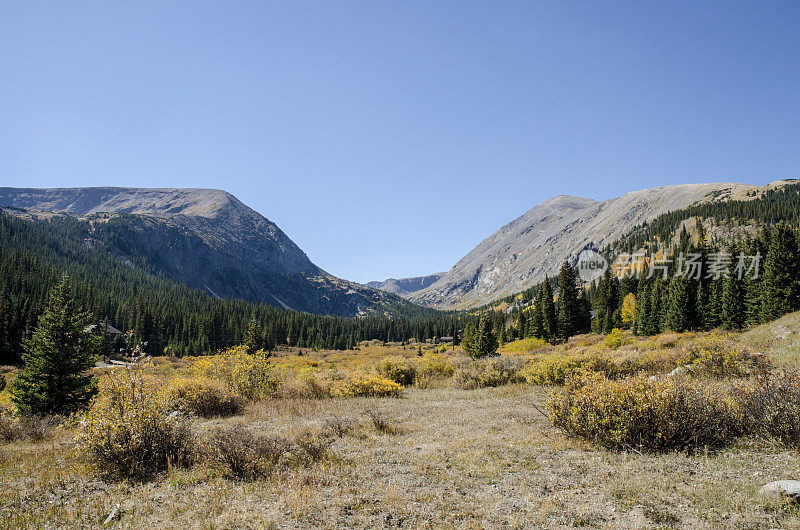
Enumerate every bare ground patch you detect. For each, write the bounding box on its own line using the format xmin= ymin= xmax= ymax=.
xmin=2 ymin=385 xmax=800 ymax=528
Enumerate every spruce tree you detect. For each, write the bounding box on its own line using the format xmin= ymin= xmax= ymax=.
xmin=722 ymin=271 xmax=747 ymax=330
xmin=529 ymin=301 xmax=546 ymax=339
xmin=463 ymin=313 xmax=498 ymax=359
xmin=665 ymin=278 xmax=692 ymax=332
xmin=600 ymin=268 xmax=620 ymax=334
xmin=540 ymin=278 xmax=557 ymax=340
xmin=244 ymin=317 xmax=263 ymax=354
xmin=10 ymin=276 xmax=99 ymax=416
xmin=761 ymin=223 xmax=800 ymax=322
xmin=556 ymin=262 xmax=581 ymax=339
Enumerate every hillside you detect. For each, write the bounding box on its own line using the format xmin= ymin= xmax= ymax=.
xmin=410 ymin=181 xmax=792 ymax=309
xmin=0 ymin=187 xmax=415 ymax=317
xmin=367 ymin=273 xmax=444 ymax=298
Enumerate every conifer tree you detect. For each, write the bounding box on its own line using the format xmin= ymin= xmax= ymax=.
xmin=600 ymin=268 xmax=620 ymax=334
xmin=761 ymin=223 xmax=800 ymax=322
xmin=244 ymin=317 xmax=263 ymax=354
xmin=10 ymin=276 xmax=99 ymax=415
xmin=577 ymin=289 xmax=592 ymax=334
xmin=665 ymin=278 xmax=692 ymax=332
xmin=556 ymin=262 xmax=581 ymax=339
xmin=529 ymin=301 xmax=546 ymax=339
xmin=634 ymin=282 xmax=651 ymax=335
xmin=463 ymin=313 xmax=498 ymax=359
xmin=539 ymin=278 xmax=557 ymax=340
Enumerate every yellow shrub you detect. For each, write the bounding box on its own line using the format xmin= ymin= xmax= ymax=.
xmin=503 ymin=337 xmax=550 ymax=354
xmin=374 ymin=356 xmax=416 ymax=386
xmin=522 ymin=351 xmax=617 ymax=385
xmin=167 ymin=377 xmax=245 ymax=418
xmin=332 ymin=372 xmax=402 ymax=398
xmin=280 ymin=367 xmax=335 ymax=399
xmin=77 ymin=367 xmax=196 ymax=478
xmin=191 ymin=347 xmax=278 ymax=401
xmin=413 ymin=353 xmax=455 ymax=388
xmin=603 ymin=328 xmax=629 ymax=349
xmin=548 ymin=371 xmax=746 ymax=451
xmin=679 ymin=332 xmax=763 ymax=377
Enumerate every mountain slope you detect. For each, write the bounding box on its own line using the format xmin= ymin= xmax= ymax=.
xmin=367 ymin=273 xmax=444 ymax=298
xmin=410 ymin=182 xmax=785 ymax=309
xmin=0 ymin=187 xmax=415 ymax=317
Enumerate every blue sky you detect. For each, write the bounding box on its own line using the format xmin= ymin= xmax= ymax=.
xmin=2 ymin=1 xmax=799 ymax=283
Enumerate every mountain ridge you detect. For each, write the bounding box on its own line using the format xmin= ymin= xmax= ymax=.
xmin=0 ymin=187 xmax=415 ymax=317
xmin=408 ymin=181 xmax=791 ymax=309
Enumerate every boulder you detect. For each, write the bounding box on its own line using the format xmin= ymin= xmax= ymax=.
xmin=759 ymin=480 xmax=800 ymax=504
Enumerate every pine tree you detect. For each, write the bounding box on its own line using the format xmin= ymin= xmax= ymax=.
xmin=577 ymin=289 xmax=592 ymax=334
xmin=244 ymin=317 xmax=264 ymax=354
xmin=647 ymin=280 xmax=663 ymax=336
xmin=721 ymin=246 xmax=747 ymax=330
xmin=10 ymin=276 xmax=99 ymax=415
xmin=722 ymin=271 xmax=747 ymax=330
xmin=529 ymin=301 xmax=546 ymax=339
xmin=761 ymin=223 xmax=800 ymax=322
xmin=540 ymin=277 xmax=557 ymax=341
xmin=634 ymin=282 xmax=651 ymax=335
xmin=464 ymin=313 xmax=498 ymax=359
xmin=665 ymin=278 xmax=692 ymax=332
xmin=556 ymin=262 xmax=581 ymax=339
xmin=600 ymin=268 xmax=620 ymax=334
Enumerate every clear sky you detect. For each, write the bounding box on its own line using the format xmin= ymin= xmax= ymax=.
xmin=2 ymin=1 xmax=799 ymax=283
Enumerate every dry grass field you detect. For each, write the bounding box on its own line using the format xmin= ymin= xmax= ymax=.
xmin=3 ymin=318 xmax=800 ymax=528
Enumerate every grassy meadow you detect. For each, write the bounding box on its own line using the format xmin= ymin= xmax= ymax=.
xmin=3 ymin=315 xmax=800 ymax=528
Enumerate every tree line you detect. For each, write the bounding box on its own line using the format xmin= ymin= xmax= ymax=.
xmin=0 ymin=211 xmax=466 ymax=363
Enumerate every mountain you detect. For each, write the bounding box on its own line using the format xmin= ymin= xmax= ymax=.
xmin=0 ymin=187 xmax=415 ymax=317
xmin=367 ymin=273 xmax=444 ymax=298
xmin=409 ymin=181 xmax=791 ymax=309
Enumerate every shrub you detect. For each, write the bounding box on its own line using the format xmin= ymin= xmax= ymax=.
xmin=374 ymin=356 xmax=416 ymax=386
xmin=503 ymin=337 xmax=550 ymax=354
xmin=191 ymin=347 xmax=278 ymax=401
xmin=281 ymin=367 xmax=335 ymax=398
xmin=522 ymin=351 xmax=617 ymax=385
xmin=0 ymin=404 xmax=59 ymax=443
xmin=679 ymin=332 xmax=763 ymax=377
xmin=548 ymin=371 xmax=746 ymax=452
xmin=364 ymin=408 xmax=397 ymax=434
xmin=414 ymin=353 xmax=455 ymax=388
xmin=603 ymin=328 xmax=628 ymax=349
xmin=77 ymin=367 xmax=196 ymax=479
xmin=332 ymin=372 xmax=403 ymax=398
xmin=735 ymin=373 xmax=800 ymax=449
xmin=453 ymin=357 xmax=525 ymax=389
xmin=0 ymin=406 xmax=14 ymax=442
xmin=168 ymin=377 xmax=245 ymax=418
xmin=205 ymin=424 xmax=329 ymax=480
xmin=615 ymin=348 xmax=683 ymax=376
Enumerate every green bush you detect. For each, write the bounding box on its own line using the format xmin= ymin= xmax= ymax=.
xmin=547 ymin=371 xmax=746 ymax=451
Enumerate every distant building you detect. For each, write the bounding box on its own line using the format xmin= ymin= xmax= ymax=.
xmin=440 ymin=336 xmax=454 ymax=343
